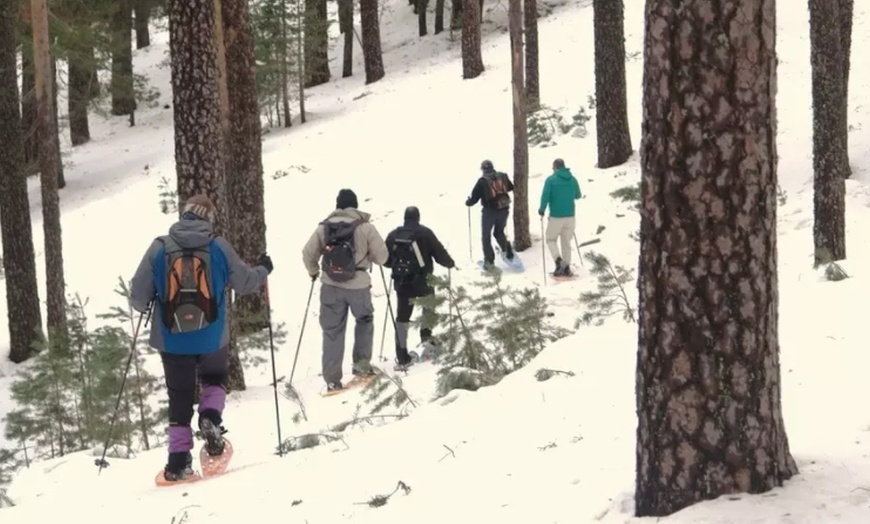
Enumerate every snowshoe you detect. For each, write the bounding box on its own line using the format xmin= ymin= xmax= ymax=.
xmin=198 ymin=417 xmax=227 ymax=457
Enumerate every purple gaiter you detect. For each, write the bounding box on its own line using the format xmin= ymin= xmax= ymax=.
xmin=168 ymin=425 xmax=193 ymax=453
xmin=199 ymin=385 xmax=226 ymax=414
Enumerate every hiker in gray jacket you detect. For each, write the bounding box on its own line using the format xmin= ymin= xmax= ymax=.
xmin=302 ymin=189 xmax=389 ymax=391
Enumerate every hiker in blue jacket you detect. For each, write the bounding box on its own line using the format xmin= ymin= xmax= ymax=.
xmin=538 ymin=158 xmax=582 ymax=276
xmin=130 ymin=194 xmax=272 ymax=482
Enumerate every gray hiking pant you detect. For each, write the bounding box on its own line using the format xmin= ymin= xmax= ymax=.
xmin=546 ymin=216 xmax=575 ymax=267
xmin=319 ymin=284 xmax=375 ymax=383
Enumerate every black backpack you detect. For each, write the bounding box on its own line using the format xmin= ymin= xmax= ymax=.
xmin=486 ymin=172 xmax=511 ymax=210
xmin=159 ymin=236 xmax=218 ymax=334
xmin=320 ymin=219 xmax=362 ymax=282
xmin=390 ymin=228 xmax=424 ymax=284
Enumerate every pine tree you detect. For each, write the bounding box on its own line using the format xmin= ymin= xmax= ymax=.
xmin=460 ymin=0 xmax=483 ymax=79
xmin=523 ymin=0 xmax=540 ymax=110
xmin=508 ymin=0 xmax=530 ymax=251
xmin=360 ymin=0 xmax=385 ymax=84
xmin=592 ymin=0 xmax=632 ymax=168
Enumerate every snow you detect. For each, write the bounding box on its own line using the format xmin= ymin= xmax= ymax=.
xmin=1 ymin=0 xmax=870 ymax=521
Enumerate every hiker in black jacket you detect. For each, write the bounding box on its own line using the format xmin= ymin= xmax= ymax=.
xmin=465 ymin=159 xmax=516 ymax=269
xmin=384 ymin=206 xmax=455 ymax=370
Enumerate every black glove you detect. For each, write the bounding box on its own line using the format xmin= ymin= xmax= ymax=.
xmin=465 ymin=197 xmax=473 ymax=206
xmin=257 ymin=253 xmax=274 ymax=274
xmin=538 ymin=210 xmax=545 ymax=217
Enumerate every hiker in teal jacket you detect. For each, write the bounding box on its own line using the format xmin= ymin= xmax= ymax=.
xmin=538 ymin=158 xmax=582 ymax=276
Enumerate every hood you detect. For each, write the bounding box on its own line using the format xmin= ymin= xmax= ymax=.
xmin=554 ymin=167 xmax=573 ymax=180
xmin=168 ymin=218 xmax=214 ymax=249
xmin=327 ymin=207 xmax=371 ymax=222
xmin=482 ymin=171 xmax=497 ymax=180
xmin=403 ymin=206 xmax=420 ymax=226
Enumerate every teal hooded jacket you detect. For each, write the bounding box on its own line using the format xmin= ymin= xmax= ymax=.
xmin=539 ymin=168 xmax=582 ymax=218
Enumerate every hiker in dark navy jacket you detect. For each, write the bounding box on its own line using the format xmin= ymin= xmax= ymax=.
xmin=384 ymin=206 xmax=455 ymax=369
xmin=466 ymin=159 xmax=516 ymax=269
xmin=130 ymin=194 xmax=272 ymax=482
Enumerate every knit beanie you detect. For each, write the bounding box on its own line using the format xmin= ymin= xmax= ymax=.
xmin=336 ymin=189 xmax=358 ymax=210
xmin=404 ymin=206 xmax=420 ymax=223
xmin=181 ymin=194 xmax=216 ymax=222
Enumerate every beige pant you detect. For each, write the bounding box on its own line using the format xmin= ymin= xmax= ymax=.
xmin=546 ymin=216 xmax=575 ymax=267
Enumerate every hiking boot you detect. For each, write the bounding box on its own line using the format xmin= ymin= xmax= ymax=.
xmin=198 ymin=417 xmax=226 ymax=457
xmin=352 ymin=362 xmax=376 ymax=377
xmin=163 ymin=452 xmax=194 ymax=481
xmin=553 ymin=257 xmax=566 ymax=276
xmin=394 ymin=359 xmax=415 ymax=372
xmin=504 ymin=245 xmax=515 ymax=260
xmin=327 ymin=381 xmax=343 ymax=392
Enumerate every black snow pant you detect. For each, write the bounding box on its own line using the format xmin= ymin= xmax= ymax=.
xmin=481 ymin=207 xmax=511 ymax=264
xmin=395 ymin=284 xmax=434 ymax=364
xmin=161 ymin=346 xmax=229 ymax=455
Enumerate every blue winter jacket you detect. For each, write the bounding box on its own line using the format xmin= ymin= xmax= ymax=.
xmin=129 ymin=217 xmax=268 ymax=355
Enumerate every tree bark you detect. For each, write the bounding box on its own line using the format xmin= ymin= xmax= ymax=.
xmin=339 ymin=0 xmax=353 ymax=77
xmin=508 ymin=0 xmax=530 ymax=252
xmin=20 ymin=20 xmax=38 ymax=170
xmin=68 ymin=56 xmax=91 ymax=146
xmin=592 ymin=0 xmax=631 ymax=168
xmin=213 ymin=0 xmax=230 ymax=133
xmin=434 ymin=0 xmax=444 ymax=33
xmin=111 ymin=0 xmax=136 ymax=116
xmin=635 ymin=0 xmax=797 ymax=517
xmin=360 ymin=0 xmax=385 ymax=84
xmin=0 ymin=0 xmax=43 ymax=363
xmin=30 ymin=0 xmax=68 ymax=348
xmin=418 ymin=0 xmax=427 ymax=36
xmin=303 ymin=0 xmax=330 ymax=87
xmin=809 ymin=0 xmax=846 ymax=264
xmin=51 ymin=58 xmax=65 ymax=188
xmin=523 ymin=0 xmax=539 ymax=110
xmin=222 ymin=0 xmax=269 ymax=336
xmin=280 ymin=0 xmax=292 ymax=125
xmin=460 ymin=0 xmax=483 ymax=79
xmin=134 ymin=0 xmax=151 ymax=49
xmin=837 ymin=0 xmax=852 ymax=178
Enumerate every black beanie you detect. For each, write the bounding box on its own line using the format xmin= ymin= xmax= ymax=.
xmin=404 ymin=206 xmax=420 ymax=223
xmin=336 ymin=189 xmax=358 ymax=210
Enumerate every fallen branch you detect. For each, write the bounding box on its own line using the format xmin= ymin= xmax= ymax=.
xmin=534 ymin=368 xmax=576 ymax=382
xmin=356 ymin=481 xmax=412 ymax=508
xmin=438 ymin=444 xmax=455 ymax=462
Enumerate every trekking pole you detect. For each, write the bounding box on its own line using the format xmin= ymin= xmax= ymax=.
xmin=573 ymin=232 xmax=585 ymax=268
xmin=264 ymin=281 xmax=283 ymax=457
xmin=467 ymin=207 xmax=472 ymax=260
xmin=379 ymin=266 xmax=399 ymax=337
xmin=378 ymin=277 xmax=393 ymax=361
xmin=96 ymin=300 xmax=152 ymax=474
xmin=541 ymin=216 xmax=547 ymax=286
xmin=287 ymin=277 xmax=316 ymax=388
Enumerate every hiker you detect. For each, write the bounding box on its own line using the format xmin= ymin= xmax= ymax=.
xmin=130 ymin=194 xmax=273 ymax=482
xmin=538 ymin=158 xmax=582 ymax=276
xmin=302 ymin=189 xmax=389 ymax=392
xmin=465 ymin=159 xmax=516 ymax=269
xmin=384 ymin=206 xmax=456 ymax=370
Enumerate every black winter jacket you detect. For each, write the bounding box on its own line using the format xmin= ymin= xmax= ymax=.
xmin=384 ymin=220 xmax=455 ymax=296
xmin=466 ymin=170 xmax=514 ymax=210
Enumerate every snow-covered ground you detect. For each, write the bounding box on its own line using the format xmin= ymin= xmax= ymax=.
xmin=2 ymin=0 xmax=870 ymax=521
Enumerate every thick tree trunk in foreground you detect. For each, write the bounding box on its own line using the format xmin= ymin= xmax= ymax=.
xmin=809 ymin=0 xmax=846 ymax=264
xmin=460 ymin=0 xmax=483 ymax=79
xmin=0 ymin=0 xmax=43 ymax=363
xmin=635 ymin=0 xmax=797 ymax=517
xmin=360 ymin=0 xmax=385 ymax=84
xmin=508 ymin=0 xmax=530 ymax=251
xmin=592 ymin=0 xmax=632 ymax=168
xmin=31 ymin=0 xmax=68 ymax=347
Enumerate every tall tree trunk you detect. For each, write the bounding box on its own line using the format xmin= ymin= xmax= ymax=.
xmin=360 ymin=0 xmax=385 ymax=84
xmin=338 ymin=0 xmax=353 ymax=77
xmin=418 ymin=0 xmax=427 ymax=36
xmin=0 ymin=0 xmax=43 ymax=363
xmin=508 ymin=0 xmax=530 ymax=251
xmin=280 ymin=0 xmax=292 ymax=125
xmin=523 ymin=0 xmax=539 ymax=110
xmin=435 ymin=0 xmax=444 ymax=33
xmin=87 ymin=45 xmax=101 ymax=99
xmin=450 ymin=0 xmax=461 ymax=30
xmin=592 ymin=0 xmax=631 ymax=168
xmin=303 ymin=0 xmax=330 ymax=87
xmin=134 ymin=0 xmax=151 ymax=49
xmin=30 ymin=0 xmax=68 ymax=348
xmin=296 ymin=0 xmax=307 ymax=123
xmin=20 ymin=21 xmax=38 ymax=170
xmin=635 ymin=0 xmax=797 ymax=517
xmin=222 ymin=0 xmax=269 ymax=336
xmin=460 ymin=0 xmax=483 ymax=79
xmin=51 ymin=58 xmax=65 ymax=188
xmin=68 ymin=55 xmax=91 ymax=146
xmin=213 ymin=0 xmax=230 ymax=133
xmin=809 ymin=0 xmax=846 ymax=264
xmin=111 ymin=0 xmax=136 ymax=116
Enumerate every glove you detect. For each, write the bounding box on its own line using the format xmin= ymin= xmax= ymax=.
xmin=309 ymin=271 xmax=319 ymax=281
xmin=257 ymin=253 xmax=274 ymax=274
xmin=538 ymin=210 xmax=545 ymax=217
xmin=465 ymin=197 xmax=473 ymax=206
